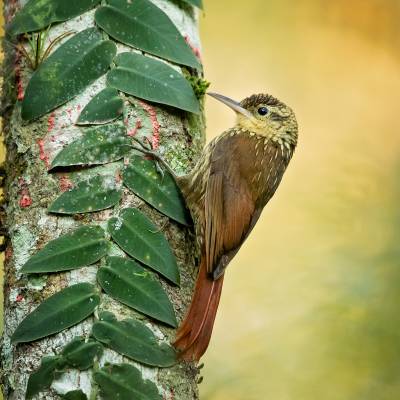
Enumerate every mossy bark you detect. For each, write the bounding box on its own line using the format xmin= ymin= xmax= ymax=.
xmin=1 ymin=1 xmax=205 ymax=399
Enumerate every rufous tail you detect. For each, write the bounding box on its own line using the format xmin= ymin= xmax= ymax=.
xmin=174 ymin=258 xmax=224 ymax=361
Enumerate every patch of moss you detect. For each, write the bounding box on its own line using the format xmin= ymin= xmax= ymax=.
xmin=185 ymin=74 xmax=211 ymax=100
xmin=165 ymin=143 xmax=196 ymax=174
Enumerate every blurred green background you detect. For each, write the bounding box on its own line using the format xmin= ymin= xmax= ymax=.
xmin=2 ymin=1 xmax=400 ymax=399
xmin=200 ymin=1 xmax=400 ymax=399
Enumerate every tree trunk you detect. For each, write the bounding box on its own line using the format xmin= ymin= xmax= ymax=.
xmin=1 ymin=1 xmax=205 ymax=399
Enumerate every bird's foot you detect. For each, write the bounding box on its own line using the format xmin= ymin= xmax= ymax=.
xmin=131 ymin=136 xmax=152 ymax=152
xmin=130 ymin=136 xmax=175 ymax=179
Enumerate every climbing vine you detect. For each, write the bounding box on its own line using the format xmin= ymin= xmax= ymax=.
xmin=4 ymin=0 xmax=206 ymax=398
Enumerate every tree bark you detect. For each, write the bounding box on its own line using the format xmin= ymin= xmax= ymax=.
xmin=1 ymin=1 xmax=204 ymax=399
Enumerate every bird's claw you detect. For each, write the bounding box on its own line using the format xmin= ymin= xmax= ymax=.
xmin=129 ymin=137 xmax=177 ymax=180
xmin=154 ymin=160 xmax=165 ymax=181
xmin=130 ymin=138 xmax=165 ymax=179
xmin=131 ymin=136 xmax=152 ymax=152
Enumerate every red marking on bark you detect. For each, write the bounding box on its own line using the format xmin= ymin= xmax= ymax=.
xmin=115 ymin=170 xmax=122 ymax=183
xmin=127 ymin=119 xmax=142 ymax=137
xmin=37 ymin=139 xmax=50 ymax=169
xmin=16 ymin=294 xmax=24 ymax=302
xmin=18 ymin=178 xmax=33 ymax=208
xmin=19 ymin=192 xmax=32 ymax=208
xmin=184 ymin=35 xmax=202 ymax=60
xmin=47 ymin=112 xmax=56 ymax=132
xmin=59 ymin=175 xmax=73 ymax=192
xmin=124 ymin=118 xmax=129 ymax=126
xmin=5 ymin=246 xmax=13 ymax=261
xmin=138 ymin=100 xmax=160 ymax=150
xmin=14 ymin=54 xmax=24 ymax=101
xmin=66 ymin=106 xmax=80 ymax=122
xmin=16 ymin=69 xmax=24 ymax=101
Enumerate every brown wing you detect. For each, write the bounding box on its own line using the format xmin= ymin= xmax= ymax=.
xmin=204 ymin=136 xmax=257 ymax=279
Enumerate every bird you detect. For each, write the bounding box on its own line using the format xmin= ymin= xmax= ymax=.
xmin=172 ymin=92 xmax=298 ymax=361
xmin=132 ymin=92 xmax=298 ymax=361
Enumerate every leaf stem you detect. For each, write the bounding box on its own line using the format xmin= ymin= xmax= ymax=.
xmin=89 ymin=360 xmax=100 ymax=400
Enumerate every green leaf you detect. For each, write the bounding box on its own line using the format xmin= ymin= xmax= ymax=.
xmin=51 ymin=125 xmax=131 ymax=169
xmin=108 ymin=208 xmax=180 ymax=285
xmin=181 ymin=0 xmax=203 ymax=8
xmin=48 ymin=175 xmax=122 ymax=214
xmin=107 ymin=52 xmax=200 ymax=114
xmin=61 ymin=337 xmax=103 ymax=370
xmin=94 ymin=363 xmax=162 ymax=400
xmin=92 ymin=312 xmax=176 ymax=367
xmin=8 ymin=0 xmax=102 ymax=36
xmin=21 ymin=226 xmax=108 ymax=274
xmin=26 ymin=338 xmax=101 ymax=398
xmin=95 ymin=0 xmax=201 ymax=70
xmin=12 ymin=283 xmax=100 ymax=344
xmin=77 ymin=88 xmax=124 ymax=125
xmin=123 ymin=155 xmax=191 ymax=226
xmin=21 ymin=28 xmax=116 ymax=121
xmin=26 ymin=356 xmax=63 ymax=399
xmin=62 ymin=390 xmax=88 ymax=400
xmin=98 ymin=257 xmax=177 ymax=327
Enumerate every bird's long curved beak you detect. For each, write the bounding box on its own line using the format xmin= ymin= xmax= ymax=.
xmin=207 ymin=92 xmax=253 ymax=119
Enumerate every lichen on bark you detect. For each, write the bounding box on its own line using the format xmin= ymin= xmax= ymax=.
xmin=1 ymin=1 xmax=205 ymax=399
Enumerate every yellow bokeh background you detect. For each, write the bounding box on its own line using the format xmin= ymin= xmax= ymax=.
xmin=2 ymin=1 xmax=400 ymax=399
xmin=200 ymin=1 xmax=400 ymax=399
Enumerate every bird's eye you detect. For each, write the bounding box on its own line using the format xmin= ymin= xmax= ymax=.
xmin=258 ymin=107 xmax=269 ymax=116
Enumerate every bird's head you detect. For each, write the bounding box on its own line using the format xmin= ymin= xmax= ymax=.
xmin=208 ymin=92 xmax=298 ymax=150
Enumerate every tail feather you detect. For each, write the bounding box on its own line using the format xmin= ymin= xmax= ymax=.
xmin=174 ymin=259 xmax=224 ymax=361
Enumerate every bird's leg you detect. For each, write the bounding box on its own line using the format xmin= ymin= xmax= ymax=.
xmin=129 ymin=136 xmax=177 ymax=180
xmin=131 ymin=135 xmax=152 ymax=152
xmin=126 ymin=96 xmax=177 ymax=179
